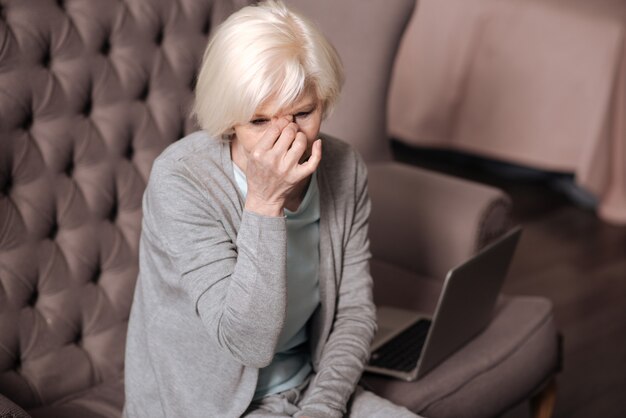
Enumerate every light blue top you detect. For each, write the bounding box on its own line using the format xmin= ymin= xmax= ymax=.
xmin=232 ymin=163 xmax=321 ymax=400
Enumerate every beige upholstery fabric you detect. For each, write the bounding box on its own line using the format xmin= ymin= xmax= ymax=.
xmin=0 ymin=393 xmax=29 ymax=418
xmin=286 ymin=0 xmax=415 ymax=163
xmin=368 ymin=163 xmax=511 ymax=280
xmin=389 ymin=0 xmax=626 ymax=224
xmin=285 ymin=2 xmax=559 ymax=417
xmin=287 ymin=0 xmax=513 ymax=274
xmin=0 ymin=0 xmax=557 ymax=417
xmin=28 ymin=378 xmax=124 ymax=418
xmin=362 ymin=296 xmax=559 ymax=418
xmin=0 ymin=0 xmax=245 ymax=415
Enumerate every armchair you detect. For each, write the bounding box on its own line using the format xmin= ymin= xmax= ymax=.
xmin=287 ymin=1 xmax=560 ymax=417
xmin=0 ymin=1 xmax=559 ymax=418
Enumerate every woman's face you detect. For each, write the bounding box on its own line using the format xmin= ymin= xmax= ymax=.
xmin=232 ymin=90 xmax=323 ymax=167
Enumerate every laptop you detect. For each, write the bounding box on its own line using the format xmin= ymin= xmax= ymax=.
xmin=365 ymin=226 xmax=522 ymax=381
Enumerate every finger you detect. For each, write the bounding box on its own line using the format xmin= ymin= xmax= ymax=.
xmin=272 ymin=122 xmax=299 ymax=154
xmin=283 ymin=131 xmax=308 ymax=166
xmin=293 ymin=138 xmax=322 ymax=178
xmin=256 ymin=117 xmax=290 ymax=150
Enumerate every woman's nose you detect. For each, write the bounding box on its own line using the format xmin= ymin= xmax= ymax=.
xmin=273 ymin=115 xmax=296 ymax=124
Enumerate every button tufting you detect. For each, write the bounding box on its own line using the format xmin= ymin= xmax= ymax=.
xmin=22 ymin=113 xmax=33 ymax=130
xmin=91 ymin=266 xmax=101 ymax=283
xmin=202 ymin=19 xmax=211 ymax=36
xmin=125 ymin=142 xmax=134 ymax=160
xmin=101 ymin=39 xmax=111 ymax=56
xmin=1 ymin=176 xmax=12 ymax=195
xmin=74 ymin=330 xmax=82 ymax=345
xmin=82 ymin=99 xmax=92 ymax=117
xmin=49 ymin=222 xmax=58 ymax=239
xmin=155 ymin=28 xmax=164 ymax=45
xmin=138 ymin=84 xmax=149 ymax=101
xmin=109 ymin=202 xmax=118 ymax=222
xmin=42 ymin=50 xmax=51 ymax=68
xmin=65 ymin=160 xmax=74 ymax=176
xmin=14 ymin=356 xmax=21 ymax=371
xmin=56 ymin=0 xmax=64 ymax=9
xmin=28 ymin=288 xmax=38 ymax=307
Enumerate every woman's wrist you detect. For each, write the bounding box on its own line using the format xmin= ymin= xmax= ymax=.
xmin=245 ymin=196 xmax=285 ymax=217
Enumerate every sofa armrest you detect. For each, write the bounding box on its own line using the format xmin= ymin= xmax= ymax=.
xmin=367 ymin=161 xmax=512 ymax=279
xmin=0 ymin=394 xmax=30 ymax=418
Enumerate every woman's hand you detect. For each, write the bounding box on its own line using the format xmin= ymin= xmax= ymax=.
xmin=244 ymin=118 xmax=322 ymax=217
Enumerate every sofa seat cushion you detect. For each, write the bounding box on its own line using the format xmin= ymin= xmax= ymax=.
xmin=362 ymin=296 xmax=559 ymax=418
xmin=27 ymin=376 xmax=123 ymax=418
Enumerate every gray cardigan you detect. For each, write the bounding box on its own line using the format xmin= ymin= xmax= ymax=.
xmin=123 ymin=131 xmax=377 ymax=418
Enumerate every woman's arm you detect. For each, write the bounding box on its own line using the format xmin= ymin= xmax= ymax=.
xmin=144 ymin=158 xmax=288 ymax=368
xmin=296 ymin=152 xmax=378 ymax=418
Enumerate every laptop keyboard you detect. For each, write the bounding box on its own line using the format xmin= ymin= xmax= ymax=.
xmin=369 ymin=319 xmax=432 ymax=372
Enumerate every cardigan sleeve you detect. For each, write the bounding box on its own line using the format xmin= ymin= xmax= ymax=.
xmin=296 ymin=151 xmax=378 ymax=418
xmin=142 ymin=157 xmax=288 ymax=368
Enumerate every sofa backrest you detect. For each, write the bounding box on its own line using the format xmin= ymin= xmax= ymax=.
xmin=0 ymin=0 xmax=245 ymax=408
xmin=0 ymin=0 xmax=416 ymax=409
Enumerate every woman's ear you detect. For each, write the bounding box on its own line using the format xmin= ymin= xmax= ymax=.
xmin=221 ymin=127 xmax=235 ymax=142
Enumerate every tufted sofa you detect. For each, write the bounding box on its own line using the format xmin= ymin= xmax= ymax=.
xmin=0 ymin=0 xmax=248 ymax=416
xmin=0 ymin=0 xmax=559 ymax=417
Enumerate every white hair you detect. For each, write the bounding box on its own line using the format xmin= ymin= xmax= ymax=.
xmin=191 ymin=0 xmax=344 ymax=138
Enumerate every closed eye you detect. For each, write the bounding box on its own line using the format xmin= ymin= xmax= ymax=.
xmin=294 ymin=109 xmax=314 ymax=119
xmin=250 ymin=118 xmax=269 ymax=126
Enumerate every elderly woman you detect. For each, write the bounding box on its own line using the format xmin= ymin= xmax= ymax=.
xmin=123 ymin=1 xmax=421 ymax=417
